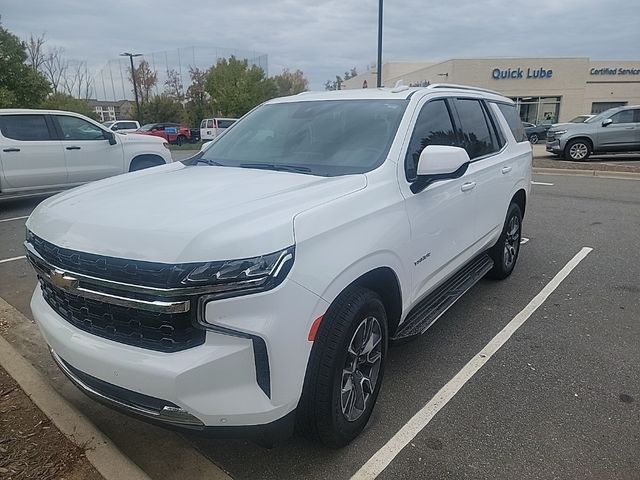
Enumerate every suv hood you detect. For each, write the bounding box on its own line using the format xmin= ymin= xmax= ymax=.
xmin=118 ymin=132 xmax=165 ymax=144
xmin=26 ymin=163 xmax=366 ymax=263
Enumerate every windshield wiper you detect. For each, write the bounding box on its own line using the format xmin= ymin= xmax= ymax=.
xmin=194 ymin=158 xmax=223 ymax=166
xmin=239 ymin=163 xmax=312 ymax=173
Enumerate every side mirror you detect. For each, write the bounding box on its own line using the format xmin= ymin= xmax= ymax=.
xmin=412 ymin=145 xmax=470 ymax=193
xmin=105 ymin=131 xmax=117 ymax=145
xmin=602 ymin=118 xmax=613 ymax=127
xmin=111 ymin=125 xmax=118 ymax=131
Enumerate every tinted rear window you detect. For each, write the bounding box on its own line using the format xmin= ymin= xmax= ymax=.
xmin=453 ymin=99 xmax=498 ymax=159
xmin=0 ymin=115 xmax=53 ymax=141
xmin=217 ymin=119 xmax=235 ymax=129
xmin=496 ymin=103 xmax=527 ymax=142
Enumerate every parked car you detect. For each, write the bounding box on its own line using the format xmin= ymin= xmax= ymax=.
xmin=136 ymin=122 xmax=192 ymax=145
xmin=546 ymin=105 xmax=640 ymax=161
xmin=103 ymin=120 xmax=140 ymax=133
xmin=0 ymin=109 xmax=172 ymax=198
xmin=200 ymin=117 xmax=237 ymax=141
xmin=568 ymin=115 xmax=594 ymax=123
xmin=523 ymin=122 xmax=551 ymax=144
xmin=25 ymin=85 xmax=531 ymax=446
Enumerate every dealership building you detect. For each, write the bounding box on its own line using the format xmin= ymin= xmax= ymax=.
xmin=343 ymin=58 xmax=640 ymax=124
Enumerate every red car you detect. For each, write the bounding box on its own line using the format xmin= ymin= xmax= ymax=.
xmin=136 ymin=123 xmax=192 ymax=145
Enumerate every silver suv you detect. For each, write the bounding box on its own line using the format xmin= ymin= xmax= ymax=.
xmin=546 ymin=106 xmax=640 ymax=161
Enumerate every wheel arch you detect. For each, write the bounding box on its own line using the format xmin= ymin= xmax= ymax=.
xmin=566 ymin=135 xmax=594 ymax=151
xmin=128 ymin=154 xmax=166 ymax=172
xmin=511 ymin=188 xmax=527 ymax=219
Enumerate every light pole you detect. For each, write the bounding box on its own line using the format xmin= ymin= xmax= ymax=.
xmin=120 ymin=52 xmax=142 ymax=123
xmin=377 ymin=0 xmax=383 ymax=87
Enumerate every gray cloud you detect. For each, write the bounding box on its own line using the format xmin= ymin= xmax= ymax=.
xmin=2 ymin=0 xmax=639 ymax=91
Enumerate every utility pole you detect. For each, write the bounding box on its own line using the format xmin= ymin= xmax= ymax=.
xmin=120 ymin=52 xmax=143 ymax=123
xmin=377 ymin=0 xmax=383 ymax=87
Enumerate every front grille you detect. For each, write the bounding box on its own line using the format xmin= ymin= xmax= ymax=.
xmin=40 ymin=280 xmax=205 ymax=353
xmin=29 ymin=233 xmax=194 ymax=288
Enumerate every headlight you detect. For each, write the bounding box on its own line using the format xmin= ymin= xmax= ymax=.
xmin=551 ymin=129 xmax=567 ymax=136
xmin=181 ymin=246 xmax=295 ymax=293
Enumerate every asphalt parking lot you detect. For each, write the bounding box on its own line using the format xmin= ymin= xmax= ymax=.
xmin=1 ymin=170 xmax=639 ymax=479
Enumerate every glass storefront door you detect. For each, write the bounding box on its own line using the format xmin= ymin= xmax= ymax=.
xmin=511 ymin=96 xmax=561 ymax=125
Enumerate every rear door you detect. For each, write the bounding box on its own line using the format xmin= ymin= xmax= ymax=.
xmin=449 ymin=97 xmax=507 ymax=244
xmin=598 ymin=109 xmax=636 ymax=150
xmin=54 ymin=114 xmax=124 ymax=184
xmin=0 ymin=114 xmax=67 ymax=190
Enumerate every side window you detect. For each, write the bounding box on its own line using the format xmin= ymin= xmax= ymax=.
xmin=57 ymin=116 xmax=106 ymax=141
xmin=200 ymin=120 xmax=206 ymax=128
xmin=453 ymin=99 xmax=498 ymax=159
xmin=496 ymin=103 xmax=528 ymax=142
xmin=404 ymin=99 xmax=457 ymax=181
xmin=635 ymin=109 xmax=640 ymax=123
xmin=0 ymin=115 xmax=53 ymax=141
xmin=206 ymin=120 xmax=214 ymax=128
xmin=610 ymin=110 xmax=634 ymax=124
xmin=218 ymin=120 xmax=235 ymax=129
xmin=121 ymin=122 xmax=137 ymax=129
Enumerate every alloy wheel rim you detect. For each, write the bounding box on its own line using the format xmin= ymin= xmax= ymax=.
xmin=341 ymin=316 xmax=383 ymax=422
xmin=503 ymin=214 xmax=520 ymax=269
xmin=569 ymin=143 xmax=588 ymax=160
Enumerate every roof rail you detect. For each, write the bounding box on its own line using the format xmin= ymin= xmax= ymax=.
xmin=427 ymin=83 xmax=503 ymax=96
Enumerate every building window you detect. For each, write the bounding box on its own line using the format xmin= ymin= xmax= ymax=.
xmin=591 ymin=102 xmax=627 ymax=115
xmin=511 ymin=96 xmax=561 ymax=125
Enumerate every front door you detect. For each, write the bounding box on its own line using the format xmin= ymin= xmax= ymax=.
xmin=400 ymin=97 xmax=479 ymax=303
xmin=54 ymin=114 xmax=124 ymax=183
xmin=0 ymin=114 xmax=67 ymax=190
xmin=598 ymin=109 xmax=637 ymax=150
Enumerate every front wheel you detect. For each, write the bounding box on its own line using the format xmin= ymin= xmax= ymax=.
xmin=528 ymin=133 xmax=539 ymax=144
xmin=487 ymin=203 xmax=522 ymax=280
xmin=297 ymin=287 xmax=388 ymax=447
xmin=565 ymin=139 xmax=592 ymax=161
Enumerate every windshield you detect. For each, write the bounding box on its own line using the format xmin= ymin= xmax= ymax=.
xmin=195 ymin=100 xmax=408 ymax=176
xmin=139 ymin=124 xmax=155 ymax=131
xmin=103 ymin=121 xmax=114 ymax=127
xmin=569 ymin=116 xmax=589 ymax=123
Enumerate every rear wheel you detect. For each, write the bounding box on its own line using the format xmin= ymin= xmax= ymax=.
xmin=297 ymin=287 xmax=388 ymax=447
xmin=565 ymin=138 xmax=592 ymax=161
xmin=488 ymin=203 xmax=522 ymax=280
xmin=176 ymin=135 xmax=187 ymax=146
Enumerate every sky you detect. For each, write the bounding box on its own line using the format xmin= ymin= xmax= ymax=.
xmin=2 ymin=0 xmax=639 ymax=93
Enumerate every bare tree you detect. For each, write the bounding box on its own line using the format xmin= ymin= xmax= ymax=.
xmin=41 ymin=47 xmax=68 ymax=92
xmin=25 ymin=33 xmax=46 ymax=71
xmin=64 ymin=60 xmax=93 ymax=100
xmin=164 ymin=68 xmax=184 ymax=101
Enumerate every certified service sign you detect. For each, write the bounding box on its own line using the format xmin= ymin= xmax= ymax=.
xmin=590 ymin=67 xmax=640 ymax=76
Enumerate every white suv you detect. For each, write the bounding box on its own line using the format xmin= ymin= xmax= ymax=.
xmin=25 ymin=85 xmax=531 ymax=446
xmin=0 ymin=109 xmax=172 ymax=198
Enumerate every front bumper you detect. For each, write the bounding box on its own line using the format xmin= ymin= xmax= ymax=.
xmin=545 ymin=137 xmax=564 ymax=153
xmin=31 ymin=277 xmax=328 ymax=430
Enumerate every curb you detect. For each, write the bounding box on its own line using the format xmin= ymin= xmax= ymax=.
xmin=0 ymin=325 xmax=151 ymax=480
xmin=532 ymin=167 xmax=640 ymax=180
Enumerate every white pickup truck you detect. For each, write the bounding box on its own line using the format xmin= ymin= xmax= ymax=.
xmin=25 ymin=85 xmax=531 ymax=446
xmin=0 ymin=109 xmax=172 ymax=198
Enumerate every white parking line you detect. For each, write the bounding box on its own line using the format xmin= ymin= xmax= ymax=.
xmin=0 ymin=215 xmax=29 ymax=224
xmin=531 ymin=181 xmax=554 ymax=186
xmin=351 ymin=247 xmax=593 ymax=480
xmin=0 ymin=255 xmax=26 ymax=264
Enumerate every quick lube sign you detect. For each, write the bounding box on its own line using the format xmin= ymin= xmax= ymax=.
xmin=491 ymin=67 xmax=553 ymax=80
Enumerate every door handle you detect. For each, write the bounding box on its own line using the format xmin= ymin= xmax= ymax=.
xmin=461 ymin=181 xmax=476 ymax=192
xmin=501 ymin=166 xmax=512 ymax=174
xmin=66 ymin=146 xmax=81 ymax=150
xmin=2 ymin=148 xmax=20 ymax=152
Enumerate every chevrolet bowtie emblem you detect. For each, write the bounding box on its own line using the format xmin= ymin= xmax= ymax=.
xmin=50 ymin=269 xmax=79 ymax=290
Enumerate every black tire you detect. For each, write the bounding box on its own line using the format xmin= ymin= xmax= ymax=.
xmin=564 ymin=138 xmax=592 ymax=161
xmin=176 ymin=135 xmax=186 ymax=146
xmin=528 ymin=133 xmax=539 ymax=144
xmin=129 ymin=158 xmax=162 ymax=172
xmin=487 ymin=203 xmax=522 ymax=280
xmin=297 ymin=287 xmax=388 ymax=447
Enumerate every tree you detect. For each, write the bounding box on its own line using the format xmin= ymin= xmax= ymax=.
xmin=63 ymin=60 xmax=93 ymax=100
xmin=25 ymin=33 xmax=46 ymax=71
xmin=0 ymin=22 xmax=50 ymax=107
xmin=41 ymin=47 xmax=68 ymax=92
xmin=137 ymin=94 xmax=184 ymax=123
xmin=41 ymin=92 xmax=95 ymax=118
xmin=324 ymin=67 xmax=358 ymax=91
xmin=164 ymin=68 xmax=184 ymax=101
xmin=130 ymin=59 xmax=157 ymax=104
xmin=205 ymin=56 xmax=277 ymax=117
xmin=184 ymin=66 xmax=212 ymax=127
xmin=273 ymin=68 xmax=309 ymax=97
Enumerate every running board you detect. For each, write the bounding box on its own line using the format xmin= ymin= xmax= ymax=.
xmin=392 ymin=254 xmax=494 ymax=340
